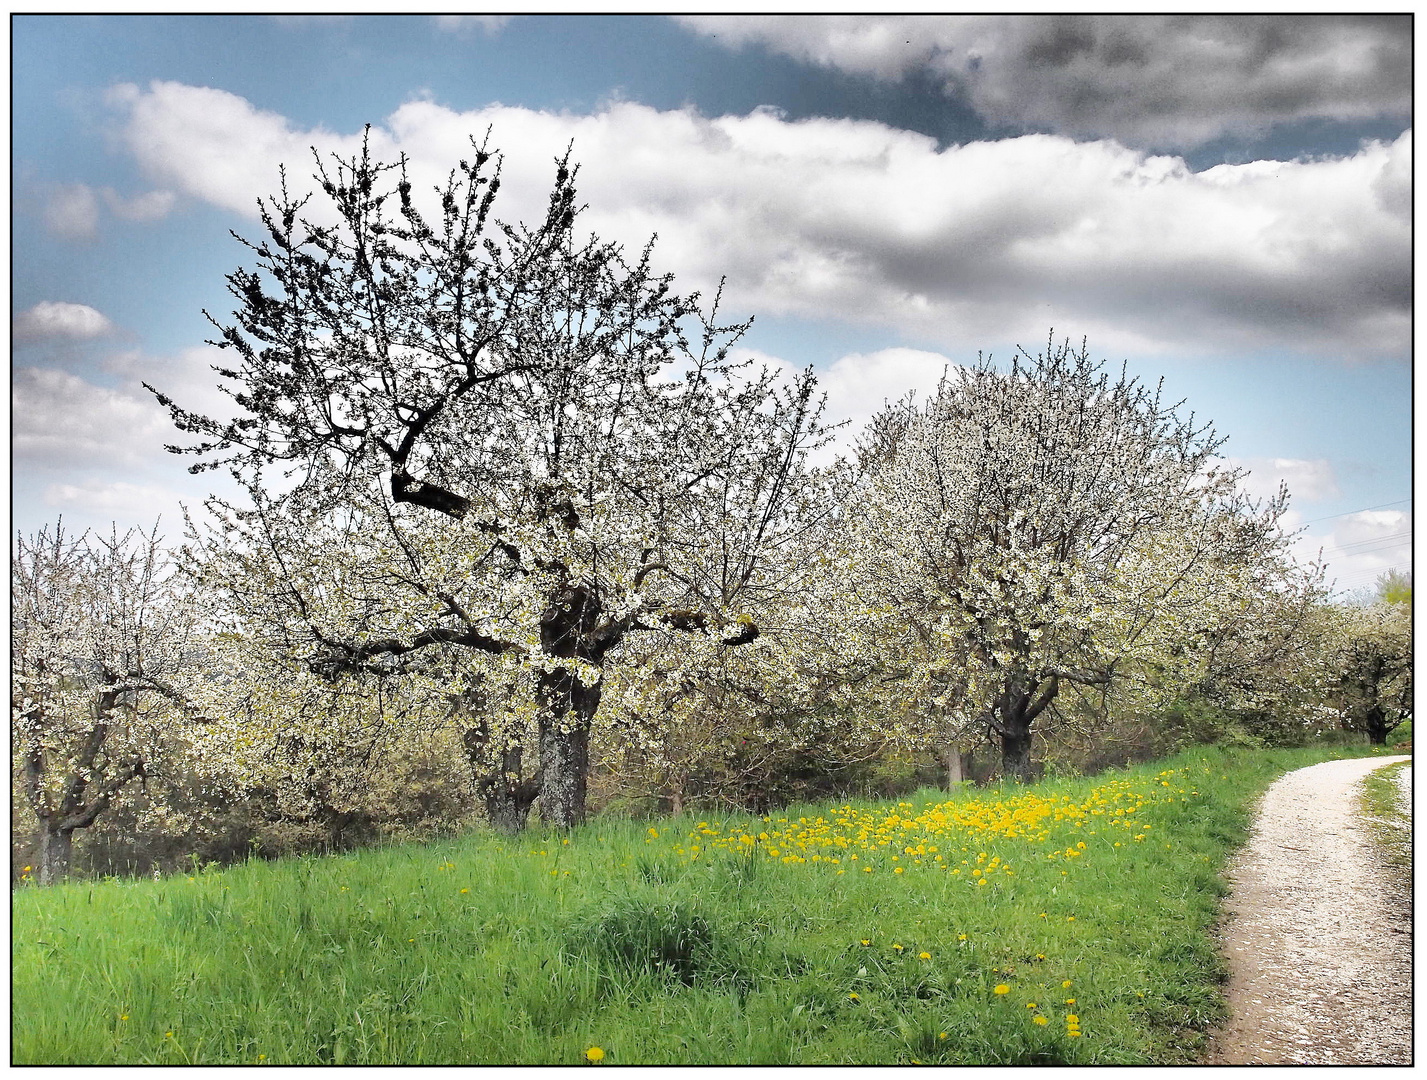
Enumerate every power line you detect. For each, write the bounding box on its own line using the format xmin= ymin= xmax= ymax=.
xmin=1335 ymin=562 xmax=1408 ymax=581
xmin=1328 ymin=563 xmax=1410 ymax=592
xmin=1296 ymin=498 xmax=1412 ymax=528
xmin=1318 ymin=532 xmax=1413 ymax=556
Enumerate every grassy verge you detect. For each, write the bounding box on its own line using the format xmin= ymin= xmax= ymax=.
xmin=1359 ymin=758 xmax=1411 ymax=892
xmin=12 ymin=742 xmax=1396 ymax=1065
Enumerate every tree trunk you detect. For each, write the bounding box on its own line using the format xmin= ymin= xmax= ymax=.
xmin=463 ymin=726 xmax=538 ymax=836
xmin=1000 ymin=723 xmax=1034 ymax=783
xmin=944 ymin=744 xmax=965 ymax=789
xmin=537 ymin=666 xmax=600 ymax=830
xmin=486 ymin=745 xmax=539 ymax=836
xmin=36 ymin=821 xmax=75 ymax=886
xmin=996 ymin=676 xmax=1059 ymax=783
xmin=486 ymin=786 xmax=532 ymax=835
xmin=1365 ymin=705 xmax=1390 ymax=746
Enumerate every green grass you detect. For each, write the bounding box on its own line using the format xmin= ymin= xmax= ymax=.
xmin=12 ymin=742 xmax=1397 ymax=1065
xmin=1359 ymin=758 xmax=1411 ymax=892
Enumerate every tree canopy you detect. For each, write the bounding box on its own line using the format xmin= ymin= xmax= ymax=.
xmin=152 ymin=132 xmax=832 ymax=830
xmin=11 ymin=522 xmax=200 ymax=882
xmin=849 ymin=338 xmax=1301 ymax=779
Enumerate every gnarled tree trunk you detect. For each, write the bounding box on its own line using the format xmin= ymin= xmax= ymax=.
xmin=462 ymin=725 xmax=539 ymax=836
xmin=537 ymin=666 xmax=600 ymax=830
xmin=1000 ymin=721 xmax=1035 ymax=783
xmin=993 ymin=675 xmax=1060 ymax=783
xmin=22 ymin=716 xmax=141 ymax=884
xmin=1365 ymin=704 xmax=1390 ymax=746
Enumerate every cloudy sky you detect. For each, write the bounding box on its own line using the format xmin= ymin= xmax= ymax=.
xmin=12 ymin=14 xmax=1412 ymax=594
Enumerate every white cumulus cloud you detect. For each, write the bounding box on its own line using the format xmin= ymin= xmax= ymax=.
xmin=106 ymin=80 xmax=374 ymax=218
xmin=13 ymin=301 xmax=116 ymax=342
xmin=816 ymin=347 xmax=954 ymax=448
xmin=1227 ymin=457 xmax=1340 ymax=505
xmin=105 ymin=84 xmax=1409 ymax=362
xmin=13 ymin=367 xmax=171 ymax=469
xmin=37 ymin=181 xmax=176 ymax=239
xmin=103 ymin=187 xmax=176 ymax=222
xmin=43 ymin=183 xmax=101 ymax=240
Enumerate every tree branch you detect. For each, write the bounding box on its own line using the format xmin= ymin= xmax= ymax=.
xmin=627 ymin=607 xmax=760 ymax=646
xmin=310 ymin=624 xmax=526 ymax=678
xmin=1024 ymin=675 xmax=1061 ymax=724
xmin=390 ymin=468 xmax=471 ymax=519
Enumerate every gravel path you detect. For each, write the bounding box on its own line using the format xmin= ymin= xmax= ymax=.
xmin=1207 ymin=755 xmax=1412 ymax=1065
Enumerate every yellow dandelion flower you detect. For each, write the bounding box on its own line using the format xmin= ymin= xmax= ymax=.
xmin=994 ymin=984 xmax=1010 ymax=995
xmin=919 ymin=951 xmax=931 ymax=960
xmin=584 ymin=1046 xmax=605 ymax=1063
xmin=1062 ymin=980 xmax=1073 ymax=988
xmin=860 ymin=939 xmax=872 ymax=946
xmin=1033 ymin=1016 xmax=1049 ymax=1026
xmin=848 ymin=992 xmax=860 ymax=1002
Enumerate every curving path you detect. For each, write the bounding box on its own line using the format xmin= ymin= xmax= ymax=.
xmin=1207 ymin=755 xmax=1412 ymax=1065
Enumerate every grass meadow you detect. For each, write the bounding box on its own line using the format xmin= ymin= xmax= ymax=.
xmin=11 ymin=742 xmax=1402 ymax=1066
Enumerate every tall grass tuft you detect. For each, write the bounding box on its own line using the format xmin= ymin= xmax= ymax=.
xmin=569 ymin=892 xmax=724 ymax=984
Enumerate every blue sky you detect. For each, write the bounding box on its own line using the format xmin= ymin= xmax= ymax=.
xmin=11 ymin=14 xmax=1412 ymax=594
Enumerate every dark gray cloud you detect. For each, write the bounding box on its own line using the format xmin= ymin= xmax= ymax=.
xmin=678 ymin=15 xmax=1410 ymax=151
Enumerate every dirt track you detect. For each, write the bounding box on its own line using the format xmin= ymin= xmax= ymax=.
xmin=1206 ymin=755 xmax=1412 ymax=1065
